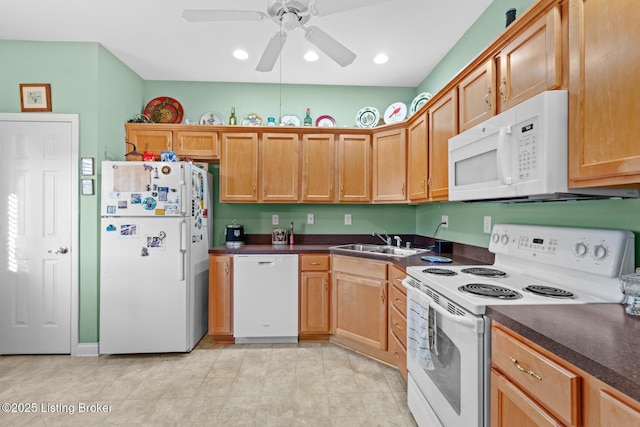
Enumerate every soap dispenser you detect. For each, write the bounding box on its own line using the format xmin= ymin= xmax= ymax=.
xmin=289 ymin=222 xmax=295 ymax=245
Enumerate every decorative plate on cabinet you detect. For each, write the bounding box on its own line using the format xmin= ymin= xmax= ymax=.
xmin=200 ymin=111 xmax=225 ymax=125
xmin=383 ymin=102 xmax=408 ymax=124
xmin=315 ymin=115 xmax=336 ymax=127
xmin=409 ymin=92 xmax=433 ymax=115
xmin=240 ymin=113 xmax=263 ymax=126
xmin=280 ymin=115 xmax=301 ymax=126
xmin=143 ymin=97 xmax=184 ymax=124
xmin=355 ymin=106 xmax=379 ymax=128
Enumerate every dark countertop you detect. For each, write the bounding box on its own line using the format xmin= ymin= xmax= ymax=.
xmin=487 ymin=304 xmax=640 ymax=403
xmin=209 ymin=243 xmax=492 ymax=269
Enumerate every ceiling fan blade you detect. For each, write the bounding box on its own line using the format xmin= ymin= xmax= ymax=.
xmin=182 ymin=10 xmax=267 ymax=22
xmin=304 ymin=26 xmax=356 ymax=67
xmin=309 ymin=0 xmax=389 ymax=17
xmin=256 ymin=32 xmax=288 ymax=72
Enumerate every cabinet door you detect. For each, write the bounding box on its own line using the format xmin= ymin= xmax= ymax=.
xmin=599 ymin=390 xmax=640 ymax=427
xmin=209 ymin=255 xmax=233 ymax=336
xmin=372 ymin=128 xmax=407 ymax=202
xmin=302 ymin=134 xmax=335 ymax=202
xmin=428 ymin=88 xmax=457 ymax=200
xmin=337 ymin=134 xmax=371 ymax=202
xmin=407 ymin=112 xmax=429 ymax=202
xmin=459 ymin=58 xmax=496 ymax=131
xmin=220 ymin=132 xmax=259 ymax=202
xmin=497 ymin=5 xmax=562 ymax=112
xmin=175 ymin=130 xmax=219 ymax=160
xmin=491 ymin=369 xmax=564 ymax=427
xmin=299 ymin=271 xmax=330 ymax=334
xmin=260 ymin=133 xmax=300 ymax=202
xmin=331 ymin=273 xmax=387 ymax=350
xmin=127 ymin=128 xmax=172 ymax=156
xmin=568 ymin=0 xmax=640 ymax=187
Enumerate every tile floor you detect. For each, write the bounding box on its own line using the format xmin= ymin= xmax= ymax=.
xmin=0 ymin=338 xmax=418 ymax=426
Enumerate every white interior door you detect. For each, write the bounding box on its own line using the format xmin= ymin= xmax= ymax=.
xmin=0 ymin=114 xmax=78 ymax=354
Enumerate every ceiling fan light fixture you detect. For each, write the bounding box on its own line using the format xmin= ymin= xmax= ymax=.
xmin=233 ymin=49 xmax=249 ymax=60
xmin=281 ymin=12 xmax=299 ymax=30
xmin=304 ymin=51 xmax=319 ymax=62
xmin=374 ymin=53 xmax=388 ymax=64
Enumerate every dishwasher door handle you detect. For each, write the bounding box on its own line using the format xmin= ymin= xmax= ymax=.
xmin=258 ymin=261 xmax=275 ymax=266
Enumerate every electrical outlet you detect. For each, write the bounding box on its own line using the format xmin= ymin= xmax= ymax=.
xmin=484 ymin=216 xmax=492 ymax=234
xmin=307 ymin=213 xmax=314 ymax=225
xmin=441 ymin=215 xmax=448 ymax=228
xmin=344 ymin=214 xmax=352 ymax=225
xmin=272 ymin=214 xmax=279 ymax=225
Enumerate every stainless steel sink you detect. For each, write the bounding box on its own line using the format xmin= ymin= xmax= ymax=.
xmin=329 ymin=244 xmax=429 ymax=258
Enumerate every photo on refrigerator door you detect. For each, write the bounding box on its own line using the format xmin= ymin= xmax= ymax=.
xmin=119 ymin=223 xmax=138 ymax=237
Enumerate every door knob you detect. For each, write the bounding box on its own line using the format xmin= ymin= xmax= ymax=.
xmin=48 ymin=246 xmax=68 ymax=254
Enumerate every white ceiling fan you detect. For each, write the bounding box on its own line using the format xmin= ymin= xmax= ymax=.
xmin=183 ymin=0 xmax=389 ymax=72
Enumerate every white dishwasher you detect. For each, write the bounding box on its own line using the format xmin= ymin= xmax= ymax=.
xmin=233 ymin=254 xmax=299 ymax=344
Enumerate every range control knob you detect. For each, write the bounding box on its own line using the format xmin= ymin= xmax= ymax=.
xmin=574 ymin=242 xmax=588 ymax=257
xmin=500 ymin=234 xmax=509 ymax=245
xmin=592 ymin=245 xmax=608 ymax=260
xmin=492 ymin=233 xmax=500 ymax=244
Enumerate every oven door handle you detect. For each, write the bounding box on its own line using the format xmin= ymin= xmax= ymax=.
xmin=403 ymin=278 xmax=483 ymax=332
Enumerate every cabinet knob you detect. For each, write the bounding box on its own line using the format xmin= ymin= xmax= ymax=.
xmin=500 ymin=78 xmax=507 ymax=102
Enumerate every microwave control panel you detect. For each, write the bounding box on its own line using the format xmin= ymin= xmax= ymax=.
xmin=516 ymin=116 xmax=539 ymax=181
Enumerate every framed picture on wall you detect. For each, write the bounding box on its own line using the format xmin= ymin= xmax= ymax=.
xmin=19 ymin=83 xmax=52 ymax=112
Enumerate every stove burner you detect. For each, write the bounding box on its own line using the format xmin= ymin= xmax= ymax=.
xmin=458 ymin=284 xmax=523 ymax=300
xmin=422 ymin=268 xmax=457 ymax=276
xmin=461 ymin=267 xmax=507 ymax=278
xmin=523 ymin=285 xmax=575 ymax=299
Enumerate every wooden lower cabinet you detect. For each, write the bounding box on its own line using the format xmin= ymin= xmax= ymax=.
xmin=331 ymin=255 xmax=388 ymax=351
xmin=208 ymin=255 xmax=233 ymax=343
xmin=492 ymin=322 xmax=640 ymax=427
xmin=388 ymin=264 xmax=407 ymax=379
xmin=299 ymin=254 xmax=331 ymax=339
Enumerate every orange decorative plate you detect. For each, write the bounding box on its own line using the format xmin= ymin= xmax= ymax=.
xmin=144 ymin=97 xmax=184 ymax=123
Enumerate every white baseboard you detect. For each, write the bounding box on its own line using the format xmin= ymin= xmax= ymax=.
xmin=73 ymin=342 xmax=99 ymax=357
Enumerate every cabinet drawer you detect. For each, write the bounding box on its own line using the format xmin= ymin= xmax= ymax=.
xmin=332 ymin=255 xmax=387 ymax=280
xmin=389 ymin=304 xmax=407 ymax=348
xmin=390 ymin=283 xmax=407 ymax=317
xmin=492 ymin=326 xmax=580 ymax=426
xmin=388 ymin=327 xmax=407 ymax=378
xmin=300 ymin=254 xmax=330 ymax=271
xmin=388 ymin=265 xmax=406 ymax=290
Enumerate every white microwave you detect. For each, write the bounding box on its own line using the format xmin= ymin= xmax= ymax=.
xmin=448 ymin=90 xmax=637 ymax=202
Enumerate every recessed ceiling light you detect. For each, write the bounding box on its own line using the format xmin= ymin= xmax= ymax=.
xmin=304 ymin=51 xmax=319 ymax=62
xmin=373 ymin=53 xmax=388 ymax=64
xmin=233 ymin=49 xmax=248 ymax=60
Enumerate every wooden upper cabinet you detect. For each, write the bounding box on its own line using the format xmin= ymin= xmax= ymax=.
xmin=459 ymin=58 xmax=496 ymax=131
xmin=302 ymin=134 xmax=335 ymax=202
xmin=428 ymin=88 xmax=458 ymax=201
xmin=407 ymin=111 xmax=429 ymax=202
xmin=568 ymin=0 xmax=640 ymax=187
xmin=125 ymin=125 xmax=172 ymax=154
xmin=496 ymin=3 xmax=563 ymax=112
xmin=175 ymin=130 xmax=219 ymax=160
xmin=220 ymin=132 xmax=259 ymax=202
xmin=372 ymin=127 xmax=407 ymax=202
xmin=338 ymin=134 xmax=371 ymax=203
xmin=260 ymin=133 xmax=300 ymax=202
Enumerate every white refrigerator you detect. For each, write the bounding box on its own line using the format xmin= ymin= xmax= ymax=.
xmin=99 ymin=161 xmax=211 ymax=354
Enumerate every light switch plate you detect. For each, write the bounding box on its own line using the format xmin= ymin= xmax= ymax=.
xmin=344 ymin=214 xmax=352 ymax=225
xmin=484 ymin=216 xmax=492 ymax=234
xmin=307 ymin=213 xmax=314 ymax=224
xmin=272 ymin=214 xmax=279 ymax=225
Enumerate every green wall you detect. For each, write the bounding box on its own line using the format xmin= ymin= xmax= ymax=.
xmin=1 ymin=40 xmax=144 ymax=343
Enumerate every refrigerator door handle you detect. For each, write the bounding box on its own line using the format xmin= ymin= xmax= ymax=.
xmin=180 ymin=165 xmax=187 ymax=216
xmin=179 ymin=219 xmax=187 ymax=281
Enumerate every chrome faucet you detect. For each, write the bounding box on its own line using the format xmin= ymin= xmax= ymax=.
xmin=393 ymin=236 xmax=402 ymax=248
xmin=372 ymin=231 xmax=391 ymax=246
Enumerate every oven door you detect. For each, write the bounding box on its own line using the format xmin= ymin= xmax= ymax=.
xmin=405 ymin=283 xmax=489 ymax=427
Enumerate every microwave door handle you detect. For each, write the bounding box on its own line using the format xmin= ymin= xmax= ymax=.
xmin=497 ymin=126 xmax=513 ymax=185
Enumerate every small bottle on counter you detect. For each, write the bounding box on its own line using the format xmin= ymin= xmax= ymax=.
xmin=289 ymin=221 xmax=295 ymax=245
xmin=229 ymin=107 xmax=237 ymax=125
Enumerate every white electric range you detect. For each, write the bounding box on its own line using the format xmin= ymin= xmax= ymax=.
xmin=403 ymin=224 xmax=635 ymax=427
